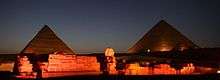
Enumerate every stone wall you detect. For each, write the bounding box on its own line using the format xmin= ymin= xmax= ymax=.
xmin=124 ymin=63 xmax=195 ymax=75
xmin=41 ymin=54 xmax=100 ymax=72
xmin=38 ymin=53 xmax=101 ymax=78
xmin=0 ymin=62 xmax=14 ymax=72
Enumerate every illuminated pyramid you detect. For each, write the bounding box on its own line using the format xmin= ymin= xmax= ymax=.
xmin=128 ymin=20 xmax=198 ymax=53
xmin=21 ymin=25 xmax=75 ymax=54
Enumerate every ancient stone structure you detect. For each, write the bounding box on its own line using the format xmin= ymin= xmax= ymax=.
xmin=21 ymin=25 xmax=74 ymax=54
xmin=39 ymin=51 xmax=101 ymax=78
xmin=12 ymin=23 xmax=217 ymax=79
xmin=124 ymin=63 xmax=195 ymax=75
xmin=105 ymin=47 xmax=117 ymax=74
xmin=16 ymin=56 xmax=36 ymax=78
xmin=16 ymin=25 xmax=101 ymax=78
xmin=128 ymin=20 xmax=198 ymax=53
xmin=0 ymin=62 xmax=14 ymax=72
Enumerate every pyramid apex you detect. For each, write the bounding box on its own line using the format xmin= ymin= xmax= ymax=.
xmin=159 ymin=20 xmax=167 ymax=22
xmin=159 ymin=20 xmax=166 ymax=22
xmin=42 ymin=25 xmax=51 ymax=29
xmin=36 ymin=25 xmax=55 ymax=35
xmin=44 ymin=24 xmax=49 ymax=26
xmin=152 ymin=20 xmax=176 ymax=30
xmin=157 ymin=20 xmax=170 ymax=25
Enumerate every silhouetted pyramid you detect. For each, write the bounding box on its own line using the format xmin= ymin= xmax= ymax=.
xmin=128 ymin=20 xmax=198 ymax=53
xmin=21 ymin=25 xmax=75 ymax=54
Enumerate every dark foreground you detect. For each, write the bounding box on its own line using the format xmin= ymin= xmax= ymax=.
xmin=0 ymin=72 xmax=219 ymax=80
xmin=44 ymin=74 xmax=220 ymax=80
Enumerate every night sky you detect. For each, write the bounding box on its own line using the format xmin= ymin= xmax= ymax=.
xmin=0 ymin=0 xmax=220 ymax=53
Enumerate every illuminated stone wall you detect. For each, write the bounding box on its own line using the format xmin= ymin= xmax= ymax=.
xmin=16 ymin=56 xmax=37 ymax=78
xmin=40 ymin=53 xmax=100 ymax=72
xmin=124 ymin=63 xmax=195 ymax=75
xmin=17 ymin=56 xmax=33 ymax=73
xmin=106 ymin=57 xmax=117 ymax=74
xmin=0 ymin=62 xmax=14 ymax=72
xmin=38 ymin=53 xmax=101 ymax=78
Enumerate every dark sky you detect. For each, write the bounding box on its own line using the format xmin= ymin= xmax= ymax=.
xmin=0 ymin=0 xmax=220 ymax=53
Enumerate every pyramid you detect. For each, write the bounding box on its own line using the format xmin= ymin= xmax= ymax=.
xmin=128 ymin=20 xmax=198 ymax=53
xmin=21 ymin=25 xmax=75 ymax=54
